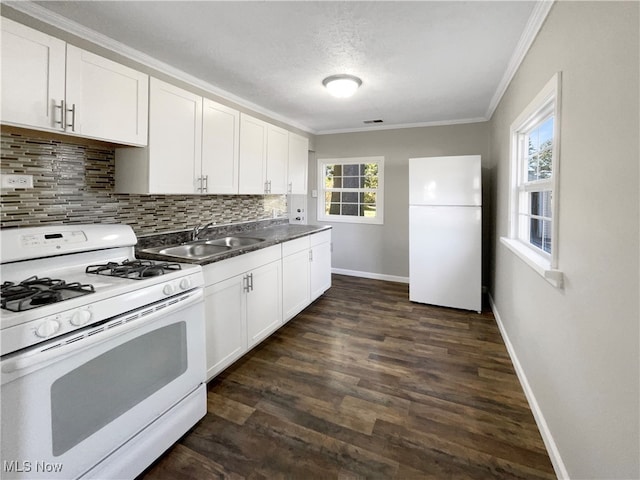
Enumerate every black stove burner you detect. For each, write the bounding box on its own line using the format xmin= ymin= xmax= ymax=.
xmin=1 ymin=276 xmax=95 ymax=312
xmin=85 ymin=259 xmax=181 ymax=280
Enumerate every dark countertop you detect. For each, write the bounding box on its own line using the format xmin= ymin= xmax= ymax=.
xmin=135 ymin=219 xmax=331 ymax=266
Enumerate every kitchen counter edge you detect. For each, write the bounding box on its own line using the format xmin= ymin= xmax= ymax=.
xmin=135 ymin=224 xmax=332 ymax=266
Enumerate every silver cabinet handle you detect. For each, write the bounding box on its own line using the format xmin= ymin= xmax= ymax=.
xmin=288 ymin=182 xmax=292 ymax=194
xmin=268 ymin=180 xmax=272 ymax=193
xmin=249 ymin=273 xmax=254 ymax=292
xmin=309 ymin=250 xmax=313 ymax=262
xmin=243 ymin=275 xmax=249 ymax=293
xmin=66 ymin=103 xmax=76 ymax=132
xmin=203 ymin=175 xmax=209 ymax=193
xmin=196 ymin=176 xmax=203 ymax=193
xmin=54 ymin=100 xmax=65 ymax=129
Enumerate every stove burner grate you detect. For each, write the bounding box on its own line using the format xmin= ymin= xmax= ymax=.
xmin=1 ymin=276 xmax=95 ymax=312
xmin=85 ymin=259 xmax=182 ymax=280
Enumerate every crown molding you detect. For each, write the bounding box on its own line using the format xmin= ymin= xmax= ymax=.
xmin=485 ymin=0 xmax=555 ymax=120
xmin=316 ymin=116 xmax=488 ymax=136
xmin=3 ymin=1 xmax=316 ymax=135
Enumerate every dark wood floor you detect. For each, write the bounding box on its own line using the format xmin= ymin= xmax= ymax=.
xmin=141 ymin=275 xmax=555 ymax=479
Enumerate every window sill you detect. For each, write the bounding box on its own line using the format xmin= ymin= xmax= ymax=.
xmin=500 ymin=237 xmax=564 ymax=288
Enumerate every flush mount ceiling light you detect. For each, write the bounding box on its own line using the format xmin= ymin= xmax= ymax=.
xmin=322 ymin=74 xmax=362 ymax=98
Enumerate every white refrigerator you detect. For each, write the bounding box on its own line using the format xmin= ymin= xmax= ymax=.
xmin=409 ymin=155 xmax=482 ymax=312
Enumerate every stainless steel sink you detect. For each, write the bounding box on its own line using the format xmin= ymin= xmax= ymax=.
xmin=204 ymin=236 xmax=265 ymax=247
xmin=147 ymin=243 xmax=231 ymax=260
xmin=141 ymin=235 xmax=265 ymax=261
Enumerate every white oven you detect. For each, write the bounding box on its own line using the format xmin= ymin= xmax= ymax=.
xmin=0 ymin=225 xmax=207 ymax=479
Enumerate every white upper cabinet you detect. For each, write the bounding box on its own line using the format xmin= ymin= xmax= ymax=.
xmin=202 ymin=98 xmax=239 ymax=194
xmin=238 ymin=113 xmax=268 ymax=194
xmin=287 ymin=132 xmax=309 ymax=194
xmin=116 ymin=79 xmax=243 ymax=195
xmin=147 ymin=78 xmax=202 ymax=193
xmin=239 ymin=113 xmax=292 ymax=195
xmin=116 ymin=78 xmax=202 ymax=194
xmin=266 ymin=124 xmax=289 ymax=194
xmin=1 ymin=18 xmax=66 ymax=131
xmin=0 ymin=18 xmax=148 ymax=146
xmin=65 ymin=45 xmax=148 ymax=146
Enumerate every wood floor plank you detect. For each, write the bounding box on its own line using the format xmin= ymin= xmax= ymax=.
xmin=139 ymin=275 xmax=555 ymax=479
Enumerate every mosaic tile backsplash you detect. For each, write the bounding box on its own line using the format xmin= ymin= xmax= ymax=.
xmin=0 ymin=131 xmax=287 ymax=236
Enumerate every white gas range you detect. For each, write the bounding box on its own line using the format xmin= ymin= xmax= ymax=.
xmin=1 ymin=224 xmax=206 ymax=480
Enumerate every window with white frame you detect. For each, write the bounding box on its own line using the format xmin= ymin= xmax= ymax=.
xmin=317 ymin=156 xmax=384 ymax=224
xmin=502 ymin=72 xmax=563 ymax=287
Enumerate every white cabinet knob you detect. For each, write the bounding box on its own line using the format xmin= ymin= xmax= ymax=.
xmin=163 ymin=284 xmax=175 ymax=296
xmin=179 ymin=278 xmax=191 ymax=290
xmin=70 ymin=309 xmax=92 ymax=326
xmin=36 ymin=319 xmax=60 ymax=338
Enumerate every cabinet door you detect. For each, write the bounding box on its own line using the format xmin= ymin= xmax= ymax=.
xmin=288 ymin=133 xmax=309 ymax=194
xmin=310 ymin=241 xmax=332 ymax=301
xmin=282 ymin=249 xmax=311 ymax=321
xmin=238 ymin=114 xmax=267 ymax=194
xmin=246 ymin=260 xmax=282 ymax=348
xmin=202 ymin=98 xmax=239 ymax=194
xmin=1 ymin=18 xmax=66 ymax=130
xmin=204 ymin=276 xmax=247 ymax=380
xmin=148 ymin=78 xmax=202 ymax=193
xmin=266 ymin=124 xmax=288 ymax=194
xmin=65 ymin=45 xmax=148 ymax=146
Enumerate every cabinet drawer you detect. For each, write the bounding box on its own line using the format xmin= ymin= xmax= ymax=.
xmin=203 ymin=244 xmax=281 ymax=285
xmin=282 ymin=236 xmax=310 ymax=257
xmin=309 ymin=230 xmax=331 ymax=247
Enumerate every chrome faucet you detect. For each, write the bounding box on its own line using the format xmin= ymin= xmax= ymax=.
xmin=192 ymin=222 xmax=216 ymax=241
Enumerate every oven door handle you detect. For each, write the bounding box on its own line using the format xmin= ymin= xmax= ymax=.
xmin=1 ymin=289 xmax=203 ymax=377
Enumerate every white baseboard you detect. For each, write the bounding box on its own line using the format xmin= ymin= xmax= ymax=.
xmin=488 ymin=294 xmax=569 ymax=480
xmin=331 ymin=268 xmax=409 ymax=284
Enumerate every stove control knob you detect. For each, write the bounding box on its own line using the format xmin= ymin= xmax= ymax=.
xmin=163 ymin=284 xmax=175 ymax=296
xmin=36 ymin=319 xmax=60 ymax=338
xmin=70 ymin=309 xmax=92 ymax=326
xmin=179 ymin=278 xmax=191 ymax=290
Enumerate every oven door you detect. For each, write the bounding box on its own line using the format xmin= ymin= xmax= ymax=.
xmin=1 ymin=289 xmax=205 ymax=480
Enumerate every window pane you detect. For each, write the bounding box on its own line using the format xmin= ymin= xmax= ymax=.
xmin=360 ymin=205 xmax=377 ymax=217
xmin=342 ymin=192 xmax=358 ymax=203
xmin=360 ymin=192 xmax=376 ymax=204
xmin=333 ymin=165 xmax=342 ymax=176
xmin=342 ymin=204 xmax=358 ymax=216
xmin=526 ymin=116 xmax=554 ymax=181
xmin=328 ymin=203 xmax=341 ymax=215
xmin=538 ymin=147 xmax=552 ymax=179
xmin=528 ymin=154 xmax=539 ymax=181
xmin=343 ymin=164 xmax=359 ymax=176
xmin=343 ymin=176 xmax=359 ymax=188
xmin=538 ymin=117 xmax=554 ymax=147
xmin=530 ymin=191 xmax=552 ymax=218
xmin=530 ymin=218 xmax=552 ymax=254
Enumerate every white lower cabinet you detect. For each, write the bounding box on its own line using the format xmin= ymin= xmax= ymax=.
xmin=310 ymin=231 xmax=333 ymax=301
xmin=246 ymin=260 xmax=282 ymax=348
xmin=204 ymin=230 xmax=331 ymax=380
xmin=203 ymin=275 xmax=247 ymax=380
xmin=282 ymin=237 xmax=311 ymax=322
xmin=203 ymin=245 xmax=282 ymax=380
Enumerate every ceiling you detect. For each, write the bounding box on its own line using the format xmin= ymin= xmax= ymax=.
xmin=18 ymin=1 xmax=543 ymax=134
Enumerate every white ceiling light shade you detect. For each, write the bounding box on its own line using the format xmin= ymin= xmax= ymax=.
xmin=322 ymin=74 xmax=362 ymax=98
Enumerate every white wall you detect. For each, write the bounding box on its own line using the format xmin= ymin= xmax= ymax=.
xmin=489 ymin=2 xmax=639 ymax=478
xmin=312 ymin=123 xmax=490 ymax=281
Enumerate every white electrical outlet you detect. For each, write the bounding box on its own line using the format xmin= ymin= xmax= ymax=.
xmin=2 ymin=174 xmax=34 ymax=189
